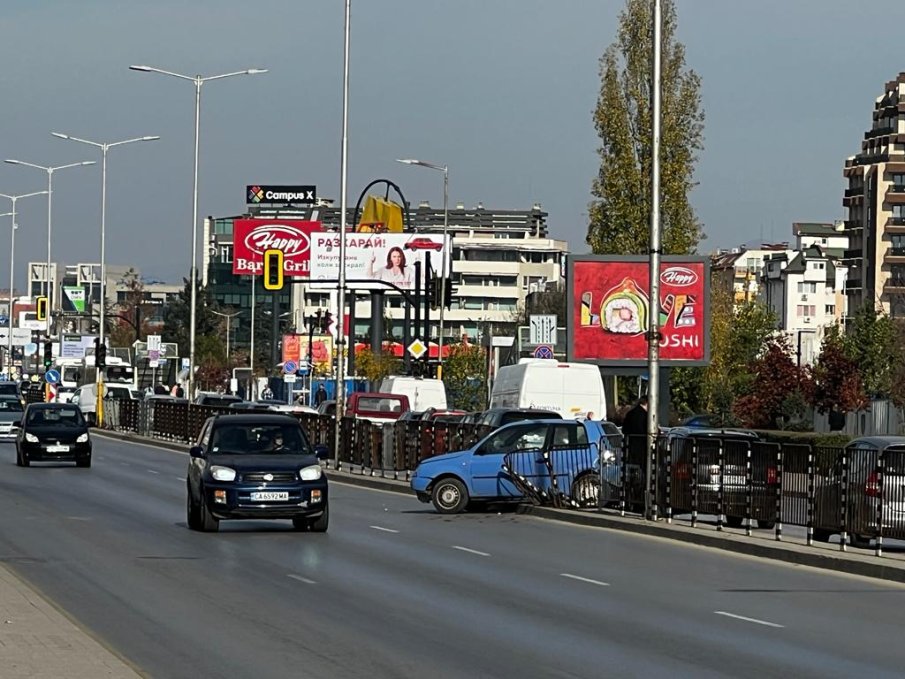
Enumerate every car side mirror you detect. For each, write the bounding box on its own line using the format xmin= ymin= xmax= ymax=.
xmin=189 ymin=445 xmax=205 ymax=459
xmin=314 ymin=444 xmax=329 ymax=460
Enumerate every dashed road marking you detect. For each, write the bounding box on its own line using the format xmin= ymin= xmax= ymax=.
xmin=147 ymin=470 xmax=160 ymax=475
xmin=287 ymin=574 xmax=316 ymax=585
xmin=370 ymin=525 xmax=399 ymax=534
xmin=452 ymin=545 xmax=490 ymax=557
xmin=560 ymin=573 xmax=610 ymax=587
xmin=714 ymin=611 xmax=783 ymax=628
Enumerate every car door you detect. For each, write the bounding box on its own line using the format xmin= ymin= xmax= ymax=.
xmin=188 ymin=420 xmax=213 ymax=497
xmin=546 ymin=422 xmax=594 ymax=494
xmin=469 ymin=422 xmax=550 ymax=498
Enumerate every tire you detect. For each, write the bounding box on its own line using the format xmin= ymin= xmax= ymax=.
xmin=76 ymin=456 xmax=91 ymax=468
xmin=725 ymin=515 xmax=745 ymax=528
xmin=186 ymin=490 xmax=202 ymax=531
xmin=15 ymin=447 xmax=23 ymax=467
xmin=756 ymin=519 xmax=775 ymax=530
xmin=571 ymin=474 xmax=600 ymax=509
xmin=86 ymin=412 xmax=97 ymax=428
xmin=306 ymin=505 xmax=329 ymax=533
xmin=18 ymin=448 xmax=29 ymax=468
xmin=850 ymin=533 xmax=871 ymax=549
xmin=812 ymin=528 xmax=833 ymax=543
xmin=199 ymin=490 xmax=219 ymax=533
xmin=431 ymin=477 xmax=469 ymax=514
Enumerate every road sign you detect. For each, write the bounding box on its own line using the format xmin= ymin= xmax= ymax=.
xmin=147 ymin=334 xmax=162 ymax=352
xmin=44 ymin=369 xmax=61 ymax=384
xmin=149 ymin=359 xmax=159 ymax=369
xmin=283 ymin=360 xmax=298 ymax=374
xmin=0 ymin=328 xmax=35 ymax=346
xmin=529 ymin=314 xmax=557 ymax=345
xmin=283 ymin=373 xmax=297 ymax=383
xmin=533 ymin=344 xmax=555 ymax=360
xmin=147 ymin=334 xmax=162 ymax=365
xmin=0 ymin=315 xmax=8 ymax=326
xmin=407 ymin=338 xmax=427 ymax=359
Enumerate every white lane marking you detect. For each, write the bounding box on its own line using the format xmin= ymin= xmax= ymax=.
xmin=452 ymin=545 xmax=490 ymax=557
xmin=370 ymin=525 xmax=399 ymax=534
xmin=147 ymin=470 xmax=160 ymax=475
xmin=714 ymin=611 xmax=784 ymax=628
xmin=175 ymin=477 xmax=185 ymax=482
xmin=560 ymin=573 xmax=610 ymax=587
xmin=287 ymin=574 xmax=316 ymax=585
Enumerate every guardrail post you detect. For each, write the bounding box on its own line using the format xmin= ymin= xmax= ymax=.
xmin=717 ymin=439 xmax=724 ymax=532
xmin=775 ymin=446 xmax=783 ymax=542
xmin=691 ymin=438 xmax=698 ymax=529
xmin=840 ymin=449 xmax=849 ymax=552
xmin=806 ymin=449 xmax=815 ymax=546
xmin=619 ymin=439 xmax=627 ymax=516
xmin=745 ymin=441 xmax=753 ymax=537
xmin=665 ymin=437 xmax=672 ymax=524
xmin=876 ymin=449 xmax=885 ymax=558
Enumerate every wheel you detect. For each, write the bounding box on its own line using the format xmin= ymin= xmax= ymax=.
xmin=725 ymin=515 xmax=745 ymax=528
xmin=15 ymin=447 xmax=23 ymax=467
xmin=756 ymin=519 xmax=775 ymax=530
xmin=431 ymin=477 xmax=469 ymax=514
xmin=812 ymin=528 xmax=832 ymax=543
xmin=186 ymin=490 xmax=202 ymax=531
xmin=76 ymin=456 xmax=91 ymax=468
xmin=306 ymin=505 xmax=329 ymax=533
xmin=571 ymin=474 xmax=599 ymax=509
xmin=850 ymin=533 xmax=871 ymax=549
xmin=198 ymin=490 xmax=219 ymax=533
xmin=86 ymin=412 xmax=97 ymax=427
xmin=18 ymin=448 xmax=29 ymax=468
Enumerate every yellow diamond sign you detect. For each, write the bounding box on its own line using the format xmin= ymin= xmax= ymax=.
xmin=407 ymin=338 xmax=427 ymax=359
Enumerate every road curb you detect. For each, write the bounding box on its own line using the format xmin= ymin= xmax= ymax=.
xmin=94 ymin=430 xmax=905 ymax=584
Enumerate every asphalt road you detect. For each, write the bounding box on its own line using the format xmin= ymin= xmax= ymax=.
xmin=0 ymin=436 xmax=903 ymax=679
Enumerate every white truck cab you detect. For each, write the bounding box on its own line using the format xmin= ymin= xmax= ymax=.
xmin=489 ymin=359 xmax=606 ymax=420
xmin=378 ymin=376 xmax=447 ymax=412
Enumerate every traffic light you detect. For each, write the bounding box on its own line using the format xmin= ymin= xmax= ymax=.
xmin=444 ymin=279 xmax=455 ymax=310
xmin=263 ymin=248 xmax=284 ymax=290
xmin=36 ymin=296 xmax=48 ymax=322
xmin=429 ymin=278 xmax=442 ymax=310
xmin=43 ymin=341 xmax=53 ymax=369
xmin=96 ymin=339 xmax=107 ymax=369
xmin=322 ymin=311 xmax=334 ymax=333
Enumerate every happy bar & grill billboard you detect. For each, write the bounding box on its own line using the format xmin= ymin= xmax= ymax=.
xmin=232 ymin=219 xmax=323 ymax=277
xmin=567 ymin=255 xmax=710 ymax=367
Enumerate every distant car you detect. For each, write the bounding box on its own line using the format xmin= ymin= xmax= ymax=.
xmin=317 ymin=400 xmax=336 ymax=417
xmin=475 ymin=407 xmax=561 ymax=430
xmin=411 ymin=418 xmax=613 ymax=513
xmin=70 ymin=383 xmax=141 ymax=427
xmin=16 ymin=403 xmax=91 ymax=468
xmin=195 ymin=392 xmax=243 ymax=408
xmin=186 ymin=414 xmax=330 ymax=533
xmin=0 ymin=380 xmax=21 ymax=401
xmin=681 ymin=414 xmax=721 ymax=428
xmin=0 ymin=396 xmax=24 ymax=440
xmin=228 ymin=401 xmax=277 ymax=412
xmin=403 ymin=237 xmax=443 ymax=251
xmin=397 ymin=410 xmax=425 ymax=423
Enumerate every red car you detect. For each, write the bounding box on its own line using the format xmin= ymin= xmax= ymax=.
xmin=403 ymin=237 xmax=443 ymax=251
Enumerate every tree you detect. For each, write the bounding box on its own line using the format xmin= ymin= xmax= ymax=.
xmin=161 ymin=277 xmax=222 ymax=365
xmin=355 ymin=348 xmax=400 ymax=386
xmin=442 ymin=343 xmax=487 ymax=412
xmin=734 ymin=336 xmax=813 ymax=430
xmin=811 ymin=325 xmax=867 ymax=414
xmin=105 ymin=269 xmax=158 ymax=348
xmin=587 ymin=0 xmax=704 ymax=255
xmin=890 ymin=320 xmax=905 ymax=408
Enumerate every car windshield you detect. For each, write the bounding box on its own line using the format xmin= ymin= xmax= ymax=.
xmin=0 ymin=383 xmax=19 ymax=397
xmin=500 ymin=411 xmax=555 ymax=425
xmin=28 ymin=407 xmax=84 ymax=427
xmin=0 ymin=398 xmax=23 ymax=412
xmin=210 ymin=424 xmax=311 ymax=455
xmin=202 ymin=396 xmax=242 ymax=407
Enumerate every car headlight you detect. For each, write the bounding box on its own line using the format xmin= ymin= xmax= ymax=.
xmin=25 ymin=433 xmax=39 ymax=443
xmin=77 ymin=433 xmax=89 ymax=443
xmin=210 ymin=465 xmax=237 ymax=482
xmin=299 ymin=465 xmax=322 ymax=481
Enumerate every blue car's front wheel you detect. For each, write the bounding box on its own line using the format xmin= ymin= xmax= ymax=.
xmin=431 ymin=477 xmax=469 ymax=514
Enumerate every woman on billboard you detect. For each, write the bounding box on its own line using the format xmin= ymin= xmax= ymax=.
xmin=369 ymin=246 xmax=412 ymax=288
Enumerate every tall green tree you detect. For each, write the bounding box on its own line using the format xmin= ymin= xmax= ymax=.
xmin=811 ymin=325 xmax=867 ymax=414
xmin=843 ymin=306 xmax=897 ymax=398
xmin=443 ymin=344 xmax=487 ymax=412
xmin=161 ymin=277 xmax=222 ymax=365
xmin=588 ymin=0 xmax=704 ymax=255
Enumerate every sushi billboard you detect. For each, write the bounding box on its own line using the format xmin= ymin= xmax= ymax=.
xmin=567 ymin=256 xmax=710 ymax=367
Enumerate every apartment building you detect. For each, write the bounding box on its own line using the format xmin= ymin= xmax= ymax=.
xmin=711 ymin=243 xmax=794 ymax=305
xmin=842 ymin=72 xmax=905 ymax=318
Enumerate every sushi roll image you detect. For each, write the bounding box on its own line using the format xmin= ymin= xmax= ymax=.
xmin=600 ymin=277 xmax=649 ymax=335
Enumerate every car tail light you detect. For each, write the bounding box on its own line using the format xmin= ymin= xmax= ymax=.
xmin=865 ymin=471 xmax=881 ymax=497
xmin=674 ymin=463 xmax=691 ymax=480
xmin=766 ymin=467 xmax=778 ymax=485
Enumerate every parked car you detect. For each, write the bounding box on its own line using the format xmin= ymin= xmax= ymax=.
xmin=16 ymin=403 xmax=91 ymax=468
xmin=813 ymin=436 xmax=905 ymax=548
xmin=0 ymin=380 xmax=21 ymax=401
xmin=186 ymin=413 xmax=330 ymax=533
xmin=70 ymin=383 xmax=142 ymax=426
xmin=345 ymin=392 xmax=410 ymax=423
xmin=317 ymin=400 xmax=336 ymax=417
xmin=397 ymin=410 xmax=425 ymax=423
xmin=411 ymin=418 xmax=614 ymax=513
xmin=0 ymin=396 xmax=24 ymax=440
xmin=229 ymin=401 xmax=277 ymax=412
xmin=195 ymin=392 xmax=243 ymax=408
xmin=475 ymin=407 xmax=561 ymax=430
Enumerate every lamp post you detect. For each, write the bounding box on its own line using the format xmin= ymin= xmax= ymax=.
xmin=210 ymin=309 xmax=241 ymax=361
xmin=396 ymin=158 xmax=449 ymax=378
xmin=0 ymin=190 xmax=47 ymax=373
xmin=129 ymin=64 xmax=267 ymax=399
xmin=4 ymin=160 xmax=96 ymax=340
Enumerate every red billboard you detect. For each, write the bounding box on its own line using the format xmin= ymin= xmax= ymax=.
xmin=568 ymin=256 xmax=710 ymax=366
xmin=232 ymin=219 xmax=322 ymax=277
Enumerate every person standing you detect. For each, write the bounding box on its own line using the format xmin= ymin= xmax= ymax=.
xmin=314 ymin=382 xmax=328 ymax=407
xmin=622 ymin=395 xmax=649 ymax=464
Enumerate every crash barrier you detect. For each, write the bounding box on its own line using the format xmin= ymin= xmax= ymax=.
xmin=101 ymin=403 xmax=905 ymax=553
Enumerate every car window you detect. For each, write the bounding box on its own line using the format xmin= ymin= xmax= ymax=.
xmin=199 ymin=421 xmax=213 ymax=448
xmin=549 ymin=424 xmax=588 ymax=448
xmin=500 ymin=411 xmax=555 ymax=426
xmin=210 ymin=423 xmax=311 ymax=455
xmin=0 ymin=383 xmax=19 ymax=397
xmin=479 ymin=423 xmax=548 ymax=455
xmin=201 ymin=396 xmax=242 ymax=408
xmin=0 ymin=398 xmax=23 ymax=412
xmin=28 ymin=407 xmax=84 ymax=427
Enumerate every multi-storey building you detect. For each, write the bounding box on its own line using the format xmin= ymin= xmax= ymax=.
xmin=204 ymin=202 xmax=567 ymax=347
xmin=842 ymin=72 xmax=905 ymax=319
xmin=711 ymin=243 xmax=793 ymax=305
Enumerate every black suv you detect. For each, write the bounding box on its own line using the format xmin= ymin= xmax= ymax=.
xmin=186 ymin=414 xmax=329 ymax=533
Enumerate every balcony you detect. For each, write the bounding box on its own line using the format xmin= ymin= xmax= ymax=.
xmin=844 ymin=186 xmax=864 ymax=198
xmin=885 ymin=278 xmax=905 ymax=293
xmin=886 ymin=217 xmax=905 ymax=233
xmin=886 ymin=185 xmax=905 ymax=204
xmin=884 ymin=247 xmax=905 ymax=264
xmin=842 ymin=248 xmax=863 ymax=261
xmin=844 ymin=279 xmax=863 ymax=293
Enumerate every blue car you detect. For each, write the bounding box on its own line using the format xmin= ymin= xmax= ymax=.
xmin=411 ymin=418 xmax=616 ymax=513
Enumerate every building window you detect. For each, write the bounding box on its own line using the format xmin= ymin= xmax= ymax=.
xmin=892 ymin=173 xmax=905 ymax=189
xmin=796 ymin=305 xmax=816 ymax=317
xmin=825 ymin=305 xmax=835 ymax=315
xmin=797 ymin=282 xmax=817 ymax=294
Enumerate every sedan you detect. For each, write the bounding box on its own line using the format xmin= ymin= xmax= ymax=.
xmin=0 ymin=396 xmax=24 ymax=440
xmin=186 ymin=414 xmax=330 ymax=533
xmin=16 ymin=403 xmax=91 ymax=467
xmin=411 ymin=418 xmax=613 ymax=513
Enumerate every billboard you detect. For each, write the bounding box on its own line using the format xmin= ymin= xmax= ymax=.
xmin=567 ymin=256 xmax=710 ymax=367
xmin=308 ymin=233 xmax=448 ymax=291
xmin=232 ymin=219 xmax=323 ymax=278
xmin=282 ymin=333 xmax=333 ymax=372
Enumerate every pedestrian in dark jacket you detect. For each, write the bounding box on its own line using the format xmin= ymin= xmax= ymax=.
xmin=622 ymin=395 xmax=649 ymax=465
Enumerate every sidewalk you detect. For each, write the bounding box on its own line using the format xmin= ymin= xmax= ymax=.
xmin=0 ymin=564 xmax=142 ymax=678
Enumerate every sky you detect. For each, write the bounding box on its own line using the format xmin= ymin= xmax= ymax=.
xmin=2 ymin=0 xmax=905 ymax=287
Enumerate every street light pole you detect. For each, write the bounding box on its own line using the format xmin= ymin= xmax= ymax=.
xmin=129 ymin=64 xmax=267 ymax=400
xmin=210 ymin=309 xmax=241 ymax=361
xmin=4 ymin=160 xmax=96 ymax=342
xmin=396 ymin=158 xmax=449 ymax=378
xmin=0 ymin=191 xmax=47 ymax=374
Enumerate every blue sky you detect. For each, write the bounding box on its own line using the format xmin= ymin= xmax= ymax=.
xmin=1 ymin=0 xmax=904 ymax=286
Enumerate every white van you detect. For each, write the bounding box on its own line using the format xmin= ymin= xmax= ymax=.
xmin=378 ymin=376 xmax=447 ymax=411
xmin=71 ymin=383 xmax=142 ymax=426
xmin=489 ymin=359 xmax=606 ymax=420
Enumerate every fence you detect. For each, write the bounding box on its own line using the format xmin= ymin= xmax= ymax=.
xmin=100 ymin=400 xmax=905 ymax=554
xmin=813 ymin=399 xmax=905 ymax=437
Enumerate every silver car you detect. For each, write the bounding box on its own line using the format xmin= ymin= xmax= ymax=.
xmin=0 ymin=396 xmax=24 ymax=440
